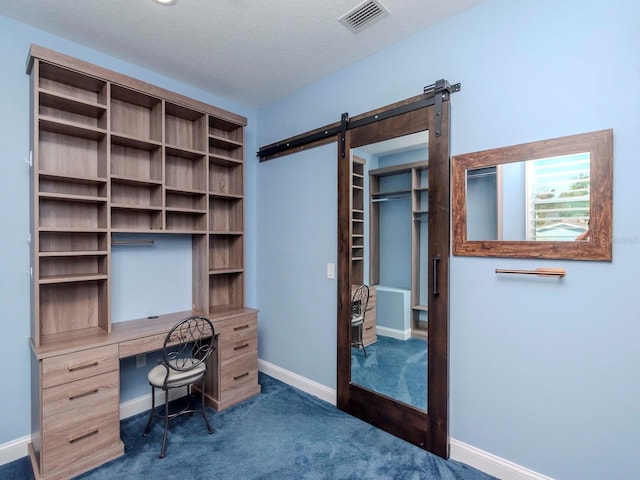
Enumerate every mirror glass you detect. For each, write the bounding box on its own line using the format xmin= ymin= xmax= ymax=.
xmin=350 ymin=131 xmax=429 ymax=412
xmin=452 ymin=129 xmax=612 ymax=261
xmin=467 ymin=153 xmax=591 ymax=242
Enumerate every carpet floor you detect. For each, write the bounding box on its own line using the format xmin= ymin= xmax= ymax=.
xmin=2 ymin=373 xmax=495 ymax=479
xmin=351 ymin=336 xmax=428 ymax=411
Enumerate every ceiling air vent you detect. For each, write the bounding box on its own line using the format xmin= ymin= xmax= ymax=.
xmin=339 ymin=0 xmax=390 ymax=34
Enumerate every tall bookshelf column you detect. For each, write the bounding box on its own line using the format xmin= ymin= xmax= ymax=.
xmin=207 ymin=116 xmax=245 ymax=313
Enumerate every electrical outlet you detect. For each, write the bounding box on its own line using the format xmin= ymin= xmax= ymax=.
xmin=136 ymin=353 xmax=146 ymax=368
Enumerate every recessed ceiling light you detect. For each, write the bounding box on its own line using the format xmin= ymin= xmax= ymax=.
xmin=153 ymin=0 xmax=177 ymax=5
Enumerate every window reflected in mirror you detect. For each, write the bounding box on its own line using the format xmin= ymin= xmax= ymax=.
xmin=467 ymin=152 xmax=591 ymax=242
xmin=453 ymin=129 xmax=612 ymax=261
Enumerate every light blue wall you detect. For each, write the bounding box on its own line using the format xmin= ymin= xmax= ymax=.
xmin=0 ymin=15 xmax=258 ymax=442
xmin=256 ymin=1 xmax=640 ymax=479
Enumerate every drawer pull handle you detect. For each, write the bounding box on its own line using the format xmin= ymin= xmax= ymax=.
xmin=233 ymin=343 xmax=250 ymax=351
xmin=233 ymin=324 xmax=249 ymax=331
xmin=68 ymin=361 xmax=99 ymax=372
xmin=68 ymin=388 xmax=99 ymax=400
xmin=68 ymin=427 xmax=99 ymax=444
xmin=233 ymin=372 xmax=249 ymax=381
xmin=365 ymin=326 xmax=373 ymax=331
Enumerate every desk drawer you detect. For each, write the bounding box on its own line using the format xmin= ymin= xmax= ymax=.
xmin=219 ymin=331 xmax=257 ymax=360
xmin=42 ymin=344 xmax=118 ymax=388
xmin=220 ymin=353 xmax=258 ymax=402
xmin=43 ymin=370 xmax=119 ymax=418
xmin=41 ymin=398 xmax=120 ymax=474
xmin=118 ymin=333 xmax=165 ymax=358
xmin=215 ymin=314 xmax=257 ymax=343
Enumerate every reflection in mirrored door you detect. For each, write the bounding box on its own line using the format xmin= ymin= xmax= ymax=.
xmin=349 ymin=135 xmax=429 ymax=412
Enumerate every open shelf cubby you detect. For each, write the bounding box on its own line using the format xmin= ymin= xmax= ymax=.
xmin=209 ymin=197 xmax=243 ymax=233
xmin=165 ymin=102 xmax=206 ymax=153
xmin=209 ymin=161 xmax=243 ymax=197
xmin=209 ymin=271 xmax=244 ymax=312
xmin=209 ymin=234 xmax=243 ymax=272
xmin=111 ymin=84 xmax=162 ymax=142
xmin=39 ymin=62 xmax=107 ymax=106
xmin=165 ymin=147 xmax=207 ymax=193
xmin=39 ymin=280 xmax=108 ymax=336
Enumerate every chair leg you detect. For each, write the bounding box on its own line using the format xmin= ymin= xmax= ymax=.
xmin=200 ymin=378 xmax=214 ymax=434
xmin=142 ymin=386 xmax=155 ymax=437
xmin=159 ymin=388 xmax=169 ymax=458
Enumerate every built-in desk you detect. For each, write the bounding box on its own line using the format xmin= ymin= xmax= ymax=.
xmin=29 ymin=308 xmax=260 ymax=480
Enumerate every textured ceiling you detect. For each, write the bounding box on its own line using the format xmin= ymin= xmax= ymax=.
xmin=0 ymin=0 xmax=483 ymax=108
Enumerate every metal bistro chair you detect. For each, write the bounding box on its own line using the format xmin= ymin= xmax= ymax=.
xmin=351 ymin=284 xmax=370 ymax=356
xmin=142 ymin=315 xmax=216 ymax=458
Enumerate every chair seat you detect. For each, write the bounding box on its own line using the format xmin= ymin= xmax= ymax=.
xmin=148 ymin=359 xmax=206 ymax=388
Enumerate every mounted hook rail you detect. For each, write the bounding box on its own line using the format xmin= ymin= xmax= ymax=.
xmin=495 ymin=268 xmax=566 ymax=278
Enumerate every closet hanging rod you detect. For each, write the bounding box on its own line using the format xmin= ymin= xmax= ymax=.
xmin=495 ymin=268 xmax=566 ymax=278
xmin=111 ymin=236 xmax=154 ymax=246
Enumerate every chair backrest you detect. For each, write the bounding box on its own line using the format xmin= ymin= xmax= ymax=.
xmin=162 ymin=315 xmax=215 ymax=372
xmin=351 ymin=284 xmax=369 ymax=319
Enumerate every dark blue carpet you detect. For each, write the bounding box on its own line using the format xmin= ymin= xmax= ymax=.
xmin=1 ymin=373 xmax=494 ymax=479
xmin=351 ymin=336 xmax=427 ymax=411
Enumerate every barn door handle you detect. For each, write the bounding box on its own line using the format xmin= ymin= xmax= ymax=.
xmin=432 ymin=255 xmax=440 ymax=297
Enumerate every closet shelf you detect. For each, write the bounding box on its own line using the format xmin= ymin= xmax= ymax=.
xmin=39 ymin=250 xmax=108 ymax=257
xmin=165 ymin=144 xmax=206 ymax=159
xmin=209 ymin=153 xmax=243 ymax=167
xmin=39 ymin=116 xmax=106 ymax=140
xmin=39 ymin=171 xmax=107 ymax=185
xmin=110 ymin=175 xmax=163 ymax=187
xmin=111 ymin=132 xmax=162 ymax=151
xmin=38 ymin=192 xmax=107 ymax=203
xmin=39 ymin=273 xmax=108 ymax=285
xmin=39 ymin=88 xmax=106 ymax=118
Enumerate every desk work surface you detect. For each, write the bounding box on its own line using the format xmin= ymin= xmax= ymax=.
xmin=31 ymin=307 xmax=259 ymax=360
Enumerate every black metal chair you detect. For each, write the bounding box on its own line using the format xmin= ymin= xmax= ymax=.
xmin=142 ymin=315 xmax=216 ymax=458
xmin=351 ymin=284 xmax=370 ymax=356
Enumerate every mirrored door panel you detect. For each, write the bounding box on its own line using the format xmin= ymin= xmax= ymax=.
xmin=349 ymin=134 xmax=429 ymax=412
xmin=337 ymin=98 xmax=451 ymax=457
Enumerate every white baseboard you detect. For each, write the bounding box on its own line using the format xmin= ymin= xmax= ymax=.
xmin=450 ymin=439 xmax=554 ymax=480
xmin=119 ymin=388 xmax=184 ymax=419
xmin=257 ymin=359 xmax=337 ymax=405
xmin=0 ymin=435 xmax=30 ymax=467
xmin=376 ymin=325 xmax=412 ymax=340
xmin=0 ymin=368 xmax=552 ymax=480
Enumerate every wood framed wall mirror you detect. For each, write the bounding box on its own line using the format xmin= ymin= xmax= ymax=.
xmin=452 ymin=129 xmax=613 ymax=261
xmin=337 ymin=91 xmax=451 ymax=457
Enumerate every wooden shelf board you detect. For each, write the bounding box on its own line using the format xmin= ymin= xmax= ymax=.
xmin=209 ymin=192 xmax=243 ymax=200
xmin=110 ymin=174 xmax=163 ymax=187
xmin=39 ymin=171 xmax=107 ymax=185
xmin=165 ymin=186 xmax=207 ymax=196
xmin=39 ymin=273 xmax=108 ymax=284
xmin=165 ymin=144 xmax=206 ymax=159
xmin=39 ymin=192 xmax=107 ymax=203
xmin=165 ymin=207 xmax=207 ymax=214
xmin=111 ymin=133 xmax=161 ymax=151
xmin=39 ymin=250 xmax=108 ymax=257
xmin=38 ymin=227 xmax=108 ymax=233
xmin=209 ymin=135 xmax=243 ymax=150
xmin=209 ymin=231 xmax=244 ymax=236
xmin=412 ymin=305 xmax=428 ymax=312
xmin=209 ymin=268 xmax=244 ymax=275
xmin=209 ymin=154 xmax=243 ymax=167
xmin=39 ymin=116 xmax=106 ymax=140
xmin=110 ymin=203 xmax=163 ymax=212
xmin=39 ymin=88 xmax=106 ymax=118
